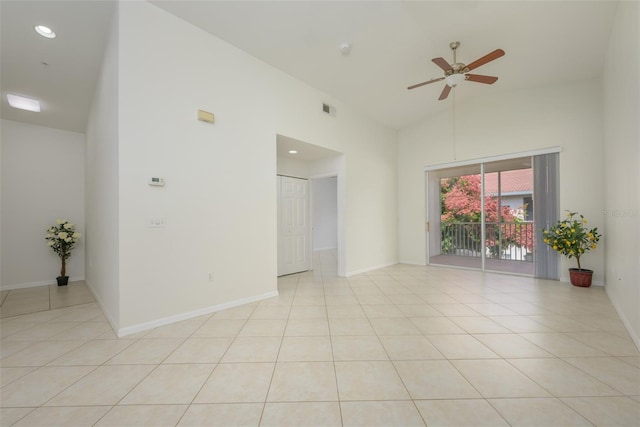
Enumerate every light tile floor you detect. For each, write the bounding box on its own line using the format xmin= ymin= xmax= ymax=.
xmin=1 ymin=250 xmax=639 ymax=426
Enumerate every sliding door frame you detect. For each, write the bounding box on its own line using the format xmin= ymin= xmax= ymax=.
xmin=425 ymin=147 xmax=561 ymax=276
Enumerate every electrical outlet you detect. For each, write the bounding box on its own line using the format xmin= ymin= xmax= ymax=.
xmin=208 ymin=272 xmax=214 ymax=282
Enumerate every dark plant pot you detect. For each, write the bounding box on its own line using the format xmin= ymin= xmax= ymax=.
xmin=569 ymin=269 xmax=593 ymax=287
xmin=56 ymin=276 xmax=69 ymax=286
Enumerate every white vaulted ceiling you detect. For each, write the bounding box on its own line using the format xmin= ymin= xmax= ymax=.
xmin=1 ymin=1 xmax=620 ymax=132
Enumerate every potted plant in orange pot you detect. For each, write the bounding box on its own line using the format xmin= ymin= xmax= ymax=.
xmin=542 ymin=211 xmax=601 ymax=287
xmin=45 ymin=220 xmax=81 ymax=286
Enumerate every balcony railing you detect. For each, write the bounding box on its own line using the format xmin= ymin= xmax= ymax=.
xmin=441 ymin=221 xmax=534 ymax=262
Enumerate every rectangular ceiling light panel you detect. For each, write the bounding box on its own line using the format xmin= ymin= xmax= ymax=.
xmin=7 ymin=94 xmax=41 ymax=112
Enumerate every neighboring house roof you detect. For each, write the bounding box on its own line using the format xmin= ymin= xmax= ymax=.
xmin=484 ymin=169 xmax=533 ymax=194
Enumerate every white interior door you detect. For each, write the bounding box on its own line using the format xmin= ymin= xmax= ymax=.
xmin=278 ymin=176 xmax=310 ymax=276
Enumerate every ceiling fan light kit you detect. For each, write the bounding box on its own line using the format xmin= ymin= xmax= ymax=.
xmin=408 ymin=41 xmax=505 ymax=100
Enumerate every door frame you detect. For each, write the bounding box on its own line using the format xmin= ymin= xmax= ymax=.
xmin=424 ymin=147 xmax=560 ymax=273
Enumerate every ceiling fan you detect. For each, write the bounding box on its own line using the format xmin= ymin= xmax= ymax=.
xmin=408 ymin=41 xmax=505 ymax=100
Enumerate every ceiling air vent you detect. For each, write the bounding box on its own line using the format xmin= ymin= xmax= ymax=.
xmin=322 ymin=103 xmax=336 ymax=117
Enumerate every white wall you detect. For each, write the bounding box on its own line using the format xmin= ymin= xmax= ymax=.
xmin=85 ymin=9 xmax=120 ymax=327
xmin=312 ymin=177 xmax=338 ymax=250
xmin=114 ymin=2 xmax=396 ymax=330
xmin=398 ymin=79 xmax=605 ymax=283
xmin=1 ymin=119 xmax=85 ymax=289
xmin=602 ymin=1 xmax=639 ymax=347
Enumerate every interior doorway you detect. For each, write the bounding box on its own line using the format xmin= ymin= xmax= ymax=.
xmin=276 ymin=134 xmax=346 ymax=277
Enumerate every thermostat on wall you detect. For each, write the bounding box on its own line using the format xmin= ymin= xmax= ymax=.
xmin=148 ymin=177 xmax=165 ymax=186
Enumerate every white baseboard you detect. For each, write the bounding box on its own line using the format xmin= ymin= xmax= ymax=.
xmin=83 ymin=279 xmax=119 ymax=335
xmin=1 ymin=276 xmax=85 ymax=291
xmin=605 ymin=287 xmax=640 ymax=352
xmin=346 ymin=262 xmax=398 ymax=277
xmin=117 ymin=290 xmax=279 ymax=337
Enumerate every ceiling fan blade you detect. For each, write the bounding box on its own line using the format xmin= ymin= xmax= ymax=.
xmin=465 ymin=74 xmax=499 ymax=84
xmin=431 ymin=57 xmax=453 ymax=73
xmin=407 ymin=76 xmax=445 ymax=90
xmin=438 ymin=85 xmax=452 ymax=100
xmin=465 ymin=49 xmax=505 ymax=72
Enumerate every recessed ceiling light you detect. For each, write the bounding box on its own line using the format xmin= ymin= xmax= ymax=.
xmin=7 ymin=94 xmax=41 ymax=112
xmin=288 ymin=150 xmax=298 ymax=154
xmin=34 ymin=25 xmax=56 ymax=38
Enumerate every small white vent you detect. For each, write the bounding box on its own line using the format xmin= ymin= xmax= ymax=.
xmin=322 ymin=103 xmax=336 ymax=117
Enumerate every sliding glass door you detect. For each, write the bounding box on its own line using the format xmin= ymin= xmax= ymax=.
xmin=427 ymin=153 xmax=558 ymax=278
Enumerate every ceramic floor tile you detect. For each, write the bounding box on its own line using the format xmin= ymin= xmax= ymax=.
xmin=473 ymin=333 xmax=554 ymax=358
xmin=519 ymin=333 xmax=608 ymax=357
xmin=341 ymin=400 xmax=425 ymax=427
xmin=288 ymin=305 xmax=327 ymax=319
xmin=192 ymin=318 xmax=246 ymax=337
xmin=7 ymin=322 xmax=79 ymax=341
xmin=1 ymin=366 xmax=95 ymax=407
xmin=45 ymin=364 xmax=154 ymax=406
xmin=284 ymin=318 xmax=330 ymax=336
xmin=163 ymin=337 xmax=232 ymax=364
xmin=409 ymin=317 xmax=466 ymax=335
xmin=427 ymin=334 xmax=499 ymax=359
xmin=194 ymin=363 xmax=274 ymax=403
xmin=267 ymin=362 xmax=338 ymax=402
xmin=394 ymin=360 xmax=480 ymax=399
xmin=450 ymin=316 xmax=511 ymax=334
xmin=50 ymin=321 xmax=113 ymax=340
xmin=95 ymin=405 xmax=187 ymax=427
xmin=369 ymin=317 xmax=422 ymax=335
xmin=528 ymin=315 xmax=602 ymax=332
xmin=429 ymin=303 xmax=480 ymax=317
xmin=11 ymin=406 xmax=110 ymax=427
xmin=356 ymin=294 xmax=393 ymax=305
xmin=331 ymin=335 xmax=388 ymax=361
xmin=489 ymin=398 xmax=593 ymax=426
xmin=488 ymin=316 xmax=556 ymax=333
xmin=238 ymin=319 xmax=287 ymax=337
xmin=361 ymin=304 xmax=405 ymax=318
xmin=378 ymin=335 xmax=444 ymax=360
xmin=328 ymin=318 xmax=375 ymax=335
xmin=250 ymin=305 xmax=291 ymax=320
xmin=0 ymin=367 xmax=37 ymax=387
xmin=618 ymin=355 xmax=640 ymax=369
xmin=278 ymin=336 xmax=333 ymax=362
xmin=452 ymin=359 xmax=550 ymax=398
xmin=567 ymin=332 xmax=640 ymax=356
xmin=0 ymin=407 xmax=34 ymax=426
xmin=334 ymin=361 xmax=409 ymax=400
xmin=0 ymin=322 xmax=39 ymax=339
xmin=326 ymin=305 xmax=367 ymax=318
xmin=261 ymin=402 xmax=342 ymax=427
xmin=561 ymin=396 xmax=640 ymax=427
xmin=397 ymin=304 xmax=443 ymax=317
xmin=1 ymin=340 xmax=87 ymax=367
xmin=105 ymin=338 xmax=184 ymax=364
xmin=177 ymin=403 xmax=263 ymax=426
xmin=508 ymin=358 xmax=620 ymax=397
xmin=324 ymin=295 xmax=359 ymax=305
xmin=220 ymin=337 xmax=282 ymax=363
xmin=0 ymin=340 xmax=35 ymax=360
xmin=121 ymin=364 xmax=214 ymax=404
xmin=47 ymin=339 xmax=133 ymax=366
xmin=563 ymin=357 xmax=640 ymax=395
xmin=415 ymin=399 xmax=510 ymax=427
